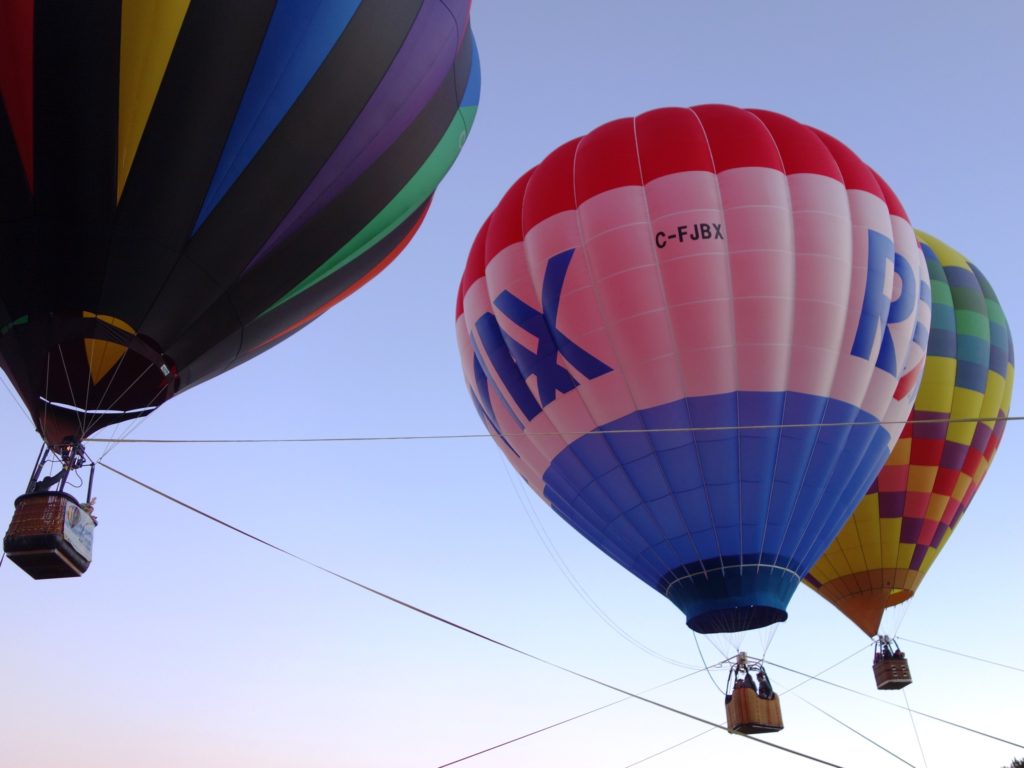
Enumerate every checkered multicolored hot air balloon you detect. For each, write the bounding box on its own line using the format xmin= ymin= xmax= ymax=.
xmin=456 ymin=105 xmax=931 ymax=635
xmin=0 ymin=0 xmax=480 ymax=446
xmin=805 ymin=231 xmax=1013 ymax=637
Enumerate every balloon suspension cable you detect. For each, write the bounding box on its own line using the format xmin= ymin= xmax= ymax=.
xmin=873 ymin=635 xmax=906 ymax=661
xmin=54 ymin=345 xmax=86 ymax=439
xmin=692 ymin=632 xmax=730 ymax=695
xmin=730 ymin=650 xmax=769 ymax=672
xmin=0 ymin=373 xmax=33 ymax=427
xmin=726 ymin=651 xmax=777 ymax=700
xmin=25 ymin=437 xmax=95 ymax=502
xmin=877 ymin=597 xmax=913 ymax=641
xmin=24 ymin=443 xmax=49 ymax=494
xmin=502 ymin=458 xmax=699 ymax=669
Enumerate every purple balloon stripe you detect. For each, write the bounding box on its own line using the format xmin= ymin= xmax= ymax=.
xmin=901 ymin=517 xmax=923 ymax=544
xmin=909 ymin=543 xmax=928 ymax=570
xmin=970 ymin=420 xmax=993 ymax=451
xmin=247 ymin=0 xmax=463 ymax=270
xmin=877 ymin=491 xmax=905 ymax=519
xmin=910 ymin=410 xmax=950 ymax=440
xmin=939 ymin=440 xmax=969 ymax=470
xmin=987 ymin=416 xmax=1008 ymax=458
xmin=440 ymin=0 xmax=471 ymax=46
xmin=949 ymin=501 xmax=969 ymax=529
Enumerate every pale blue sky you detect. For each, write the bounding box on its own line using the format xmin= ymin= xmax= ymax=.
xmin=2 ymin=2 xmax=1023 ymax=767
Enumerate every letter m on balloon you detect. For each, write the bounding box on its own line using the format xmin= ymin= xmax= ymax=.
xmin=472 ymin=248 xmax=613 ymax=421
xmin=851 ymin=230 xmax=917 ymax=375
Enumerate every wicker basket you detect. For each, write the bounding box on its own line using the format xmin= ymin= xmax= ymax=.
xmin=873 ymin=657 xmax=912 ymax=690
xmin=4 ymin=492 xmax=95 ymax=579
xmin=725 ymin=686 xmax=784 ymax=734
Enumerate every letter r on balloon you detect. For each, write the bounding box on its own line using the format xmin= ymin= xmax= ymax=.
xmin=850 ymin=230 xmax=917 ymax=376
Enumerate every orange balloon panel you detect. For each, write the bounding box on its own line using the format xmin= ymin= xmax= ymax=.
xmin=805 ymin=231 xmax=1014 ymax=636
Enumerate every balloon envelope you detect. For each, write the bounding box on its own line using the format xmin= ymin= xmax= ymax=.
xmin=0 ymin=0 xmax=480 ymax=444
xmin=456 ymin=105 xmax=930 ymax=634
xmin=805 ymin=231 xmax=1014 ymax=636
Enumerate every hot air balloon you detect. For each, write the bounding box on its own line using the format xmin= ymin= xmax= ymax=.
xmin=0 ymin=0 xmax=480 ymax=578
xmin=805 ymin=231 xmax=1013 ymax=689
xmin=455 ymin=105 xmax=929 ymax=731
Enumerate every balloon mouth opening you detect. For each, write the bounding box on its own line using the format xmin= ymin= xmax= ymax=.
xmin=661 ymin=556 xmax=800 ymax=635
xmin=39 ymin=397 xmax=160 ymax=419
xmin=886 ymin=589 xmax=913 ymax=609
xmin=807 ymin=571 xmax=924 ymax=636
xmin=1 ymin=313 xmax=180 ymax=443
xmin=37 ymin=394 xmax=165 ymax=444
xmin=686 ymin=606 xmax=788 ymax=635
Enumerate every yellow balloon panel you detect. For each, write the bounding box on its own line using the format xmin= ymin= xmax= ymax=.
xmin=805 ymin=231 xmax=1013 ymax=636
xmin=117 ymin=0 xmax=191 ymax=199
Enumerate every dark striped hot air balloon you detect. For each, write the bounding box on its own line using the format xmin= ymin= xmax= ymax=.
xmin=0 ymin=0 xmax=479 ymax=578
xmin=0 ymin=0 xmax=480 ymax=447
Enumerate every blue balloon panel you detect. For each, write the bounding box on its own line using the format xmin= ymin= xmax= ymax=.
xmin=542 ymin=392 xmax=891 ymax=633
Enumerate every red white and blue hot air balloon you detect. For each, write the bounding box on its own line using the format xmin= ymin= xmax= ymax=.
xmin=456 ymin=106 xmax=930 ymax=635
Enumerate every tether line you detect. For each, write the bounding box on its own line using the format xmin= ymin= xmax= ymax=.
xmin=83 ymin=413 xmax=1024 ymax=446
xmin=100 ymin=460 xmax=845 ymax=768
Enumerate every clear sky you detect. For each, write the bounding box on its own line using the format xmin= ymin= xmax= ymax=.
xmin=2 ymin=2 xmax=1023 ymax=767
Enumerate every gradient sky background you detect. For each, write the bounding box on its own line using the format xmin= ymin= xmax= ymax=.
xmin=2 ymin=2 xmax=1023 ymax=767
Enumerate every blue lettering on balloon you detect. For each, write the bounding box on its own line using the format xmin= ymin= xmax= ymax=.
xmin=851 ymin=230 xmax=914 ymax=376
xmin=471 ymin=334 xmax=523 ymax=432
xmin=472 ymin=248 xmax=613 ymax=422
xmin=474 ymin=311 xmax=542 ymax=420
xmin=469 ymin=333 xmax=523 ymax=456
xmin=851 ymin=231 xmax=893 ymax=363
